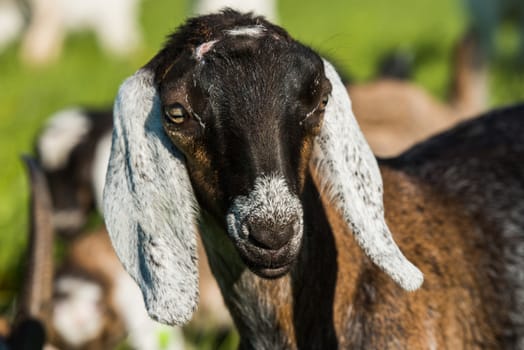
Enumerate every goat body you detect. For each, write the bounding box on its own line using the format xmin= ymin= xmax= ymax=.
xmin=202 ymin=108 xmax=522 ymax=348
xmin=103 ymin=10 xmax=524 ymax=349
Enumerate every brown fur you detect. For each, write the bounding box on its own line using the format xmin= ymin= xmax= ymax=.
xmin=327 ymin=167 xmax=502 ymax=348
xmin=107 ymin=12 xmax=502 ymax=348
xmin=150 ymin=14 xmax=500 ymax=347
xmin=64 ymin=230 xmax=123 ymax=288
xmin=204 ymin=166 xmax=508 ymax=349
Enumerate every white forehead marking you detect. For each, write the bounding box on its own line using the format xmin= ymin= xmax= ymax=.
xmin=195 ymin=40 xmax=218 ymax=60
xmin=225 ymin=25 xmax=265 ymax=37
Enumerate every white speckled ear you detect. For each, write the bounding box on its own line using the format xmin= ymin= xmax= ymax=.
xmin=103 ymin=68 xmax=199 ymax=325
xmin=310 ymin=59 xmax=424 ymax=291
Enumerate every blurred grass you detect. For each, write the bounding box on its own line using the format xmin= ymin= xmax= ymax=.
xmin=0 ymin=0 xmax=523 ymax=344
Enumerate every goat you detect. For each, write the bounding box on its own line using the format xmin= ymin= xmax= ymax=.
xmin=36 ymin=108 xmax=113 ymax=235
xmin=103 ymin=10 xmax=524 ymax=348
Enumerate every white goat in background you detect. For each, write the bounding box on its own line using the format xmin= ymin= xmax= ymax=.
xmin=20 ymin=0 xmax=142 ymax=65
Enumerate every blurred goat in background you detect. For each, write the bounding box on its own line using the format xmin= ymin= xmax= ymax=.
xmin=0 ymin=156 xmax=183 ymax=349
xmin=351 ymin=31 xmax=488 ymax=156
xmin=0 ymin=0 xmax=278 ymax=66
xmin=0 ymin=0 xmax=141 ymax=66
xmin=20 ymin=0 xmax=142 ymax=65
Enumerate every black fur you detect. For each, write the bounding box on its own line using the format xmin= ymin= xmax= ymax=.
xmin=384 ymin=103 xmax=524 ymax=346
xmin=152 ymin=10 xmax=331 ymax=219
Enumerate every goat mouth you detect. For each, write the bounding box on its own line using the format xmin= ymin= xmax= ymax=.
xmin=225 ymin=175 xmax=304 ymax=279
xmin=231 ymin=233 xmax=301 ymax=279
xmin=237 ymin=245 xmax=295 ymax=279
xmin=251 ymin=264 xmax=292 ymax=279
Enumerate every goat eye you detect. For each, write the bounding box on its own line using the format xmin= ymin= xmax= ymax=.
xmin=319 ymin=94 xmax=329 ymax=111
xmin=164 ymin=104 xmax=187 ymax=124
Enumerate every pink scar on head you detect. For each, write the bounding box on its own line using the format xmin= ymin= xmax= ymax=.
xmin=195 ymin=40 xmax=219 ymax=60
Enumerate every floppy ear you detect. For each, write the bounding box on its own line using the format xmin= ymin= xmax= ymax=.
xmin=103 ymin=68 xmax=199 ymax=325
xmin=310 ymin=59 xmax=424 ymax=291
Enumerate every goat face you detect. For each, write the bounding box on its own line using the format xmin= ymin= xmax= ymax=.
xmin=158 ymin=35 xmax=331 ymax=278
xmin=103 ymin=11 xmax=423 ymax=326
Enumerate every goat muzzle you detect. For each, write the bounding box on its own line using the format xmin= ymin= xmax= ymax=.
xmin=226 ymin=175 xmax=304 ymax=278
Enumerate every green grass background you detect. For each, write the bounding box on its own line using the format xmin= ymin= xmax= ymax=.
xmin=0 ymin=0 xmax=523 ymax=347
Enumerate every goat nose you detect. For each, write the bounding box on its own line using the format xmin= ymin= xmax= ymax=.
xmin=245 ymin=218 xmax=298 ymax=250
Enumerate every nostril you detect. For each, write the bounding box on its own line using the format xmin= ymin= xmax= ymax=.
xmin=248 ymin=232 xmax=275 ymax=250
xmin=245 ymin=218 xmax=298 ymax=250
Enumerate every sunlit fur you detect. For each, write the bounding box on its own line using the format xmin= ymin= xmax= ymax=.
xmin=104 ymin=10 xmax=524 ymax=348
